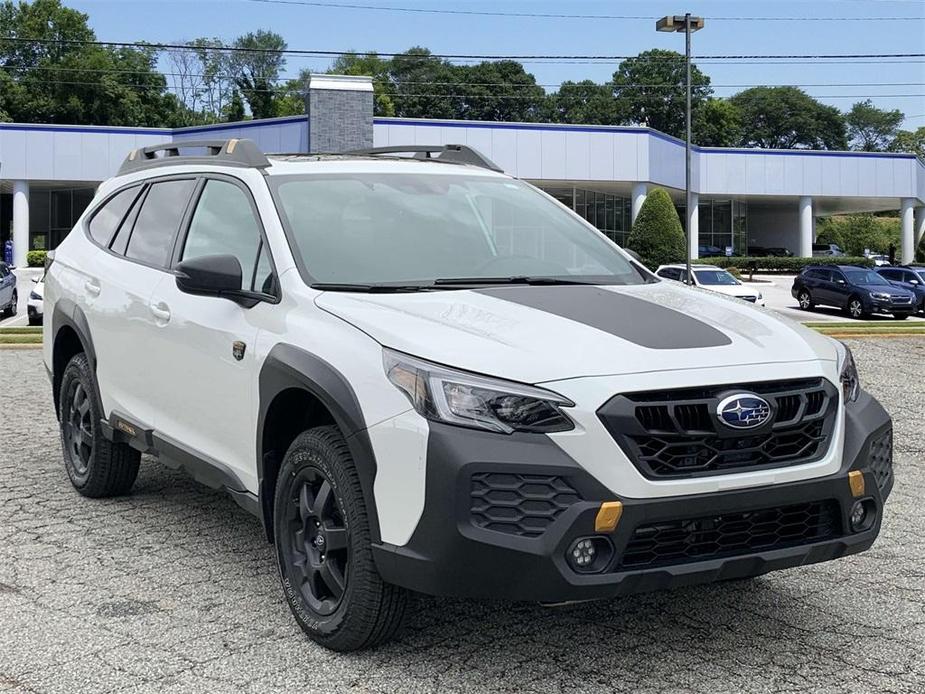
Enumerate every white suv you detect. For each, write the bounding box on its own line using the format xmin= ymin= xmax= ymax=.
xmin=45 ymin=139 xmax=894 ymax=651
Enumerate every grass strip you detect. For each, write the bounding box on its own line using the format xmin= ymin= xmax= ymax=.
xmin=0 ymin=334 xmax=42 ymax=344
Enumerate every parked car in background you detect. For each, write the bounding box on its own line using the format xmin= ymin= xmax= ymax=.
xmin=812 ymin=243 xmax=846 ymax=257
xmin=656 ymin=263 xmax=765 ymax=305
xmin=28 ymin=272 xmax=44 ymax=325
xmin=792 ymin=265 xmax=916 ymax=319
xmin=876 ymin=266 xmax=925 ymax=312
xmin=697 ymin=244 xmax=724 ymax=257
xmin=749 ymin=246 xmax=794 ymax=257
xmin=0 ymin=262 xmax=17 ymax=318
xmin=867 ymin=254 xmax=891 ymax=267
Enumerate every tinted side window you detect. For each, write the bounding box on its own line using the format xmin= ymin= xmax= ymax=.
xmin=181 ymin=180 xmax=265 ymax=291
xmin=0 ymin=263 xmax=8 ymax=278
xmin=88 ymin=186 xmax=141 ymax=246
xmin=125 ymin=180 xmax=196 ymax=267
xmin=880 ymin=269 xmax=897 ymax=280
xmin=657 ymin=268 xmax=678 ymax=280
xmin=830 ymin=271 xmax=846 ymax=283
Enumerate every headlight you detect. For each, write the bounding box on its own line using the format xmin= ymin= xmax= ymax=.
xmin=29 ymin=291 xmax=42 ymax=301
xmin=383 ymin=348 xmax=574 ymax=434
xmin=838 ymin=343 xmax=860 ymax=403
xmin=870 ymin=292 xmax=890 ymax=301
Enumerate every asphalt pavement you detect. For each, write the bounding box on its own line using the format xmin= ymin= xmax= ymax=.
xmin=1 ymin=341 xmax=923 ymax=693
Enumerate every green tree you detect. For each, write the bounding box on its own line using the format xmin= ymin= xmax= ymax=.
xmin=611 ymin=49 xmax=712 ymax=138
xmin=543 ymin=80 xmax=618 ymax=125
xmin=815 ymin=214 xmax=900 ymax=256
xmin=230 ymin=30 xmax=286 ymax=120
xmin=845 ymin=99 xmax=904 ymax=151
xmin=223 ymin=90 xmax=246 ymax=122
xmin=0 ymin=0 xmax=185 ymax=126
xmin=389 ymin=47 xmax=461 ymax=119
xmin=693 ymin=98 xmax=742 ymax=147
xmin=329 ymin=52 xmax=395 ymax=116
xmin=625 ymin=187 xmax=686 ymax=270
xmin=730 ymin=87 xmax=847 ymax=150
xmin=889 ymin=127 xmax=925 ymax=159
xmin=452 ymin=60 xmax=545 ymax=122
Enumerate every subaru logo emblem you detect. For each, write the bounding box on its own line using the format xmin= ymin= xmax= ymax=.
xmin=716 ymin=394 xmax=772 ymax=429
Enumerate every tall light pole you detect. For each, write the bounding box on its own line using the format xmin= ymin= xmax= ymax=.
xmin=657 ymin=14 xmax=704 ymax=285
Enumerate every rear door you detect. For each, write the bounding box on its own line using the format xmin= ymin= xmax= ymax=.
xmin=84 ymin=178 xmax=197 ymax=427
xmin=0 ymin=263 xmax=12 ymax=307
xmin=145 ymin=175 xmax=279 ymax=491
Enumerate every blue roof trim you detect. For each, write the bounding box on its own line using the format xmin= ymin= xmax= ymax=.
xmin=373 ymin=117 xmax=921 ymax=162
xmin=174 ymin=116 xmax=306 ymax=135
xmin=0 ymin=123 xmax=171 ymax=136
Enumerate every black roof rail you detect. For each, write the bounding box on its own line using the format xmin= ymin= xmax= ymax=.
xmin=118 ymin=138 xmax=271 ymax=175
xmin=344 ymin=144 xmax=504 ymax=172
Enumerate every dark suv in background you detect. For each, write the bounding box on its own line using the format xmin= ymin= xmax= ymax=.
xmin=792 ymin=265 xmax=916 ymax=319
xmin=876 ymin=266 xmax=925 ymax=313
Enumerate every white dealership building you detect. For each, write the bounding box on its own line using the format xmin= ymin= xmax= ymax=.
xmin=1 ymin=75 xmax=924 ymax=268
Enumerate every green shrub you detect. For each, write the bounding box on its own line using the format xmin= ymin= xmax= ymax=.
xmin=726 ymin=266 xmax=742 ymax=279
xmin=626 ymin=187 xmax=686 ymax=270
xmin=815 ymin=214 xmax=900 ymax=256
xmin=700 ymin=256 xmax=874 ymax=273
xmin=26 ymin=250 xmax=47 ymax=268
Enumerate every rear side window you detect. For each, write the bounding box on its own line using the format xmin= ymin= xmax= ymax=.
xmin=125 ymin=179 xmax=196 ymax=267
xmin=88 ymin=186 xmax=141 ymax=246
xmin=181 ymin=179 xmax=265 ymax=291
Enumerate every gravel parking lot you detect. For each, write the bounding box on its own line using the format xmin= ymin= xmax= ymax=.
xmin=1 ymin=341 xmax=923 ymax=694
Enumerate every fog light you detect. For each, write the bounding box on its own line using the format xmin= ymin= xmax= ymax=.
xmin=566 ymin=536 xmax=613 ymax=574
xmin=849 ymin=499 xmax=876 ymax=533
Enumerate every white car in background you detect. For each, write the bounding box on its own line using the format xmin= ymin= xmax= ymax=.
xmin=28 ymin=272 xmax=45 ymax=326
xmin=656 ymin=264 xmax=766 ymax=306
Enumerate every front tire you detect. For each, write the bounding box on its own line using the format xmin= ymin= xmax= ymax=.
xmin=893 ymin=313 xmax=909 ymax=320
xmin=274 ymin=426 xmax=407 ymax=651
xmin=59 ymin=353 xmax=140 ymax=497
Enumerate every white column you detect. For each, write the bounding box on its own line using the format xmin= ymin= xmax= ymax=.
xmin=914 ymin=206 xmax=925 ymax=249
xmin=12 ymin=180 xmax=29 ymax=269
xmin=798 ymin=196 xmax=813 ymax=258
xmin=630 ymin=183 xmax=647 ymax=225
xmin=687 ymin=192 xmax=699 ymax=260
xmin=900 ymin=198 xmax=915 ymax=264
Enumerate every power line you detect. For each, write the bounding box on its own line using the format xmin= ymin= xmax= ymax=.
xmin=3 ymin=65 xmax=923 ymax=90
xmin=3 ymin=37 xmax=923 ymax=62
xmin=237 ymin=0 xmax=925 ymax=22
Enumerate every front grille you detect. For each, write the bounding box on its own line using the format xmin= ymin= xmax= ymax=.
xmin=619 ymin=500 xmax=841 ymax=569
xmin=598 ymin=378 xmax=838 ymax=479
xmin=469 ymin=472 xmax=581 ymax=537
xmin=868 ymin=428 xmax=893 ymax=493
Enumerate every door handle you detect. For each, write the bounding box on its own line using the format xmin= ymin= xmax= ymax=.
xmin=149 ymin=302 xmax=171 ymax=322
xmin=84 ymin=280 xmax=101 ymax=296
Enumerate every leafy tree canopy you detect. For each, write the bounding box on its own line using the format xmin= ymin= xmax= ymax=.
xmin=845 ymin=99 xmax=904 ymax=151
xmin=611 ymin=49 xmax=712 ymax=139
xmin=542 ymin=80 xmax=618 ymax=125
xmin=889 ymin=127 xmax=925 ymax=159
xmin=693 ymin=98 xmax=742 ymax=147
xmin=730 ymin=87 xmax=847 ymax=150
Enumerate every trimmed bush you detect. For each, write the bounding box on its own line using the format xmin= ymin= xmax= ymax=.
xmin=26 ymin=250 xmax=47 ymax=267
xmin=626 ymin=187 xmax=686 ymax=270
xmin=700 ymin=255 xmax=874 ymax=273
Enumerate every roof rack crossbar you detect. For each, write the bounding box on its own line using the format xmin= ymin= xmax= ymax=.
xmin=344 ymin=144 xmax=504 ymax=172
xmin=118 ymin=138 xmax=271 ymax=175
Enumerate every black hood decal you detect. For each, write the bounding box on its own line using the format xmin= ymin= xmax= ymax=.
xmin=476 ymin=285 xmax=732 ymax=350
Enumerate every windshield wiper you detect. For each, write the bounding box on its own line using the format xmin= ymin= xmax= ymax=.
xmin=432 ymin=276 xmax=596 ymax=286
xmin=310 ymin=282 xmax=433 ymax=293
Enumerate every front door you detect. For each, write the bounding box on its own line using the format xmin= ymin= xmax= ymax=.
xmin=146 ymin=177 xmax=278 ymax=492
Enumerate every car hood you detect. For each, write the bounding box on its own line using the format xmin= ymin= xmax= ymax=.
xmin=700 ymin=284 xmax=758 ymax=297
xmin=315 ymin=282 xmax=838 ymax=384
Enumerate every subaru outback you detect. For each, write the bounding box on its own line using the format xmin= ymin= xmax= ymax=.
xmin=44 ymin=139 xmax=894 ymax=651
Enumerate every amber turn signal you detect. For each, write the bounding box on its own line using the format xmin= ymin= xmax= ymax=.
xmin=595 ymin=501 xmax=624 ymax=533
xmin=848 ymin=470 xmax=865 ymax=498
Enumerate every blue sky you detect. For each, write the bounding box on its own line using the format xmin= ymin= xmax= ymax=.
xmin=69 ymin=0 xmax=925 ymax=128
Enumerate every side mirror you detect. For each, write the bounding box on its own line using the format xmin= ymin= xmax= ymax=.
xmin=175 ymin=254 xmax=243 ymax=298
xmin=836 ymin=279 xmax=846 ymax=285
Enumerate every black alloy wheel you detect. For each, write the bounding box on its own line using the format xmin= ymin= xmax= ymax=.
xmin=283 ymin=466 xmax=350 ymax=616
xmin=63 ymin=379 xmax=94 ymax=478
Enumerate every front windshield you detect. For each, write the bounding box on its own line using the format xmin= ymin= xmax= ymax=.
xmin=694 ymin=269 xmax=739 ymax=286
xmin=271 ymin=173 xmax=643 ymax=286
xmin=844 ymin=269 xmax=889 ymax=285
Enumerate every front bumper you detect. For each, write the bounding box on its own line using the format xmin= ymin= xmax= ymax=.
xmin=373 ymin=391 xmax=893 ymax=602
xmin=868 ymin=298 xmax=915 ymax=315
